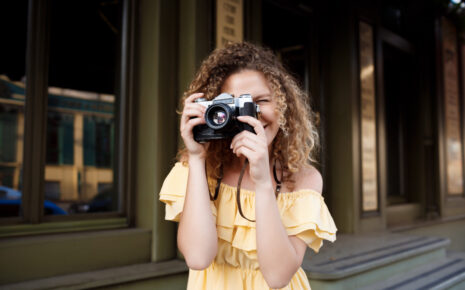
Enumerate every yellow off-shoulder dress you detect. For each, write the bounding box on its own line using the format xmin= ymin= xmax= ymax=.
xmin=159 ymin=162 xmax=337 ymax=290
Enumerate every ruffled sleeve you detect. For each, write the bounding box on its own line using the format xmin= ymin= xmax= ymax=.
xmin=159 ymin=162 xmax=217 ymax=222
xmin=279 ymin=190 xmax=337 ymax=253
xmin=213 ymin=183 xmax=336 ymax=256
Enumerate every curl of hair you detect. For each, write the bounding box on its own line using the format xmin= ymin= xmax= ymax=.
xmin=178 ymin=42 xmax=319 ymax=188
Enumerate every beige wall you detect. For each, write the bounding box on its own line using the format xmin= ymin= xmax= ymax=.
xmin=44 ymin=166 xmax=113 ymax=201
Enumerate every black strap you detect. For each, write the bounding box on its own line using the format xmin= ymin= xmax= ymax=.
xmin=236 ymin=159 xmax=282 ymax=222
xmin=208 ymin=159 xmax=283 ymax=222
xmin=273 ymin=158 xmax=283 ymax=196
xmin=236 ymin=160 xmax=255 ymax=222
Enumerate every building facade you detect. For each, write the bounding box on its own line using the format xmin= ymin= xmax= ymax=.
xmin=1 ymin=0 xmax=464 ymax=289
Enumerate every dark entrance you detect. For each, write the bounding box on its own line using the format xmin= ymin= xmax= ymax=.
xmin=262 ymin=0 xmax=318 ymax=107
xmin=380 ymin=31 xmax=424 ymax=226
xmin=261 ymin=0 xmax=324 ymax=169
xmin=383 ymin=42 xmax=416 ymax=205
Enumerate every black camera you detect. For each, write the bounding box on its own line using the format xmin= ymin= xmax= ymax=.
xmin=193 ymin=93 xmax=259 ymax=143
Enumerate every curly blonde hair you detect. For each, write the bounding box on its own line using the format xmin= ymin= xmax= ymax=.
xmin=178 ymin=42 xmax=319 ymax=187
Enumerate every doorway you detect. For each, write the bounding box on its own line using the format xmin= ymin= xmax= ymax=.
xmin=261 ymin=0 xmax=323 ymax=163
xmin=381 ymin=32 xmax=424 ymax=226
xmin=262 ymin=0 xmax=315 ymax=99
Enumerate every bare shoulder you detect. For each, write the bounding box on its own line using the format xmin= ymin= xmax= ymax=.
xmin=293 ymin=165 xmax=323 ymax=194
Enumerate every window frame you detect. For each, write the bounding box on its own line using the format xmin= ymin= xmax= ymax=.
xmin=0 ymin=0 xmax=137 ymax=230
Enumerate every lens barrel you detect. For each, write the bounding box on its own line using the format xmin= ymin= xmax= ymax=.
xmin=205 ymin=103 xmax=233 ymax=130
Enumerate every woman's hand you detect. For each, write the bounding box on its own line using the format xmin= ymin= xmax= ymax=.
xmin=180 ymin=93 xmax=209 ymax=159
xmin=230 ymin=115 xmax=271 ymax=184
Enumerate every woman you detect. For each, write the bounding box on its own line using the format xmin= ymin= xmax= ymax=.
xmin=160 ymin=42 xmax=337 ymax=289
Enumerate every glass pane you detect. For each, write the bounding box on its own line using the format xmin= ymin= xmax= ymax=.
xmin=45 ymin=0 xmax=122 ymax=216
xmin=0 ymin=1 xmax=28 ymax=218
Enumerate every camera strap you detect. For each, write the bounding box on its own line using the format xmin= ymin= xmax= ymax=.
xmin=236 ymin=158 xmax=283 ymax=222
xmin=236 ymin=160 xmax=253 ymax=221
xmin=208 ymin=159 xmax=283 ymax=222
xmin=273 ymin=158 xmax=283 ymax=195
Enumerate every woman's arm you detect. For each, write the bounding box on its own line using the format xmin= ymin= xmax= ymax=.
xmin=231 ymin=115 xmax=322 ymax=288
xmin=255 ymin=167 xmax=322 ymax=288
xmin=255 ymin=184 xmax=305 ymax=288
xmin=177 ymin=93 xmax=218 ymax=270
xmin=177 ymin=156 xmax=218 ymax=270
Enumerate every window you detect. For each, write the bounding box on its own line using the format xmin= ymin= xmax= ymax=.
xmin=0 ymin=0 xmax=135 ymax=229
xmin=84 ymin=115 xmax=115 ymax=168
xmin=0 ymin=1 xmax=28 ymax=219
xmin=46 ymin=112 xmax=74 ymax=165
xmin=44 ymin=181 xmax=61 ymax=200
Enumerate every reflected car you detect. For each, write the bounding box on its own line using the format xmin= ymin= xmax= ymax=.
xmin=69 ymin=187 xmax=115 ymax=214
xmin=0 ymin=186 xmax=67 ymax=217
xmin=0 ymin=185 xmax=21 ymax=199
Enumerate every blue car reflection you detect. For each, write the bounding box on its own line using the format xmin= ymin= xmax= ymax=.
xmin=0 ymin=186 xmax=67 ymax=217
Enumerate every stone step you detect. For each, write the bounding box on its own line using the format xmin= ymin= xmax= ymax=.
xmin=0 ymin=260 xmax=188 ymax=290
xmin=303 ymin=233 xmax=450 ymax=289
xmin=360 ymin=253 xmax=465 ymax=290
xmin=304 ymin=234 xmax=450 ymax=280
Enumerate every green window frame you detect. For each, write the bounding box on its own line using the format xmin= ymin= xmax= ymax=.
xmin=0 ymin=0 xmax=137 ymax=233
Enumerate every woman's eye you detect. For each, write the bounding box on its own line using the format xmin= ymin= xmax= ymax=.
xmin=256 ymin=99 xmax=269 ymax=103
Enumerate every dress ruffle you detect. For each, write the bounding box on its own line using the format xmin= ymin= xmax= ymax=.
xmin=159 ymin=162 xmax=337 ymax=253
xmin=159 ymin=162 xmax=217 ymax=221
xmin=213 ymin=183 xmax=337 ymax=253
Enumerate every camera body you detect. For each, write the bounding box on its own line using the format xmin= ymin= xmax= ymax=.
xmin=193 ymin=93 xmax=259 ymax=143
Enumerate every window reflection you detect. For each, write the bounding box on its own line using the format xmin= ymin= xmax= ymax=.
xmin=45 ymin=0 xmax=122 ymax=216
xmin=0 ymin=0 xmax=27 ymax=218
xmin=0 ymin=95 xmax=25 ymax=217
xmin=46 ymin=112 xmax=74 ymax=165
xmin=44 ymin=88 xmax=117 ymax=215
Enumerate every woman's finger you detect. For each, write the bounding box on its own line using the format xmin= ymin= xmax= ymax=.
xmin=185 ymin=116 xmax=206 ymax=130
xmin=184 ymin=102 xmax=207 ymax=111
xmin=234 ymin=145 xmax=255 ymax=159
xmin=231 ymin=132 xmax=259 ymax=151
xmin=233 ymin=140 xmax=268 ymax=160
xmin=184 ymin=93 xmax=205 ymax=106
xmin=181 ymin=104 xmax=206 ymax=125
xmin=231 ymin=131 xmax=266 ymax=150
xmin=181 ymin=117 xmax=206 ymax=139
xmin=181 ymin=113 xmax=205 ymax=131
xmin=181 ymin=107 xmax=205 ymax=122
xmin=236 ymin=116 xmax=266 ymax=137
xmin=233 ymin=133 xmax=268 ymax=154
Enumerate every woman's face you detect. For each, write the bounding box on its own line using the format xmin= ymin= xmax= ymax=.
xmin=221 ymin=69 xmax=280 ymax=147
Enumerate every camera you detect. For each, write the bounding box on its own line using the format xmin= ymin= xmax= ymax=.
xmin=193 ymin=93 xmax=259 ymax=143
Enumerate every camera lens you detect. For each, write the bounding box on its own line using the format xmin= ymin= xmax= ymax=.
xmin=205 ymin=103 xmax=233 ymax=130
xmin=212 ymin=110 xmax=227 ymax=125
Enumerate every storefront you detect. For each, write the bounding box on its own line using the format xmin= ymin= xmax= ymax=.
xmin=1 ymin=0 xmax=464 ymax=289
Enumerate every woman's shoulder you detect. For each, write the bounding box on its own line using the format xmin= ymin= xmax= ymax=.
xmin=169 ymin=161 xmax=189 ymax=173
xmin=160 ymin=162 xmax=189 ymax=191
xmin=290 ymin=164 xmax=323 ymax=194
